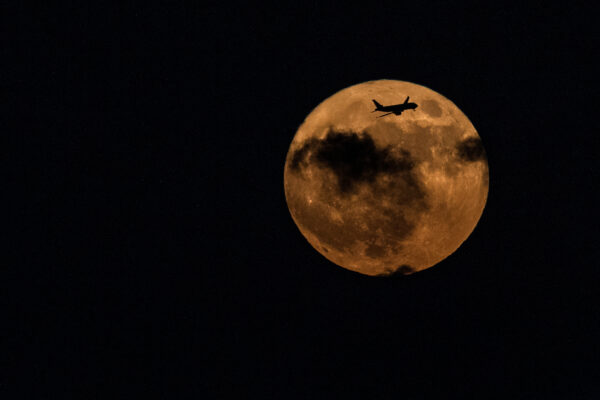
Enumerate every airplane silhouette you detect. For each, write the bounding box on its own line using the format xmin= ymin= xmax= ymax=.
xmin=371 ymin=96 xmax=418 ymax=118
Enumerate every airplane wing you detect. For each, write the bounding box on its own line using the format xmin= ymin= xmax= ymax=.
xmin=393 ymin=109 xmax=404 ymax=115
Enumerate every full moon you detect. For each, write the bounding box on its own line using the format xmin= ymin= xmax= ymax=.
xmin=284 ymin=80 xmax=489 ymax=276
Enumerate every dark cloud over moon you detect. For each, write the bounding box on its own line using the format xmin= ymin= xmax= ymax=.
xmin=286 ymin=129 xmax=430 ymax=259
xmin=290 ymin=129 xmax=416 ymax=193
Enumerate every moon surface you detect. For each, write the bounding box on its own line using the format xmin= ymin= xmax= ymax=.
xmin=284 ymin=80 xmax=489 ymax=276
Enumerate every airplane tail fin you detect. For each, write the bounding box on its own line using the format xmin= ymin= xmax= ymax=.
xmin=372 ymin=99 xmax=383 ymax=111
xmin=404 ymin=96 xmax=410 ymax=104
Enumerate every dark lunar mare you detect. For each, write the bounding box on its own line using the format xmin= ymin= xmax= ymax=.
xmin=456 ymin=137 xmax=486 ymax=162
xmin=455 ymin=136 xmax=489 ymax=187
xmin=376 ymin=265 xmax=415 ymax=277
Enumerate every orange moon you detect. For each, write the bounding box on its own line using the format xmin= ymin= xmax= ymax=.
xmin=283 ymin=80 xmax=489 ymax=276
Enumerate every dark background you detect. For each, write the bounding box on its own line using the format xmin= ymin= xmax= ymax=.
xmin=5 ymin=2 xmax=598 ymax=398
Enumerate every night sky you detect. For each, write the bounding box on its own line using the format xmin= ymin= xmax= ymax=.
xmin=6 ymin=3 xmax=598 ymax=398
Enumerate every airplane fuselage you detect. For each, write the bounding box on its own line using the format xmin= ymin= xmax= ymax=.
xmin=377 ymin=103 xmax=418 ymax=113
xmin=371 ymin=97 xmax=418 ymax=117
